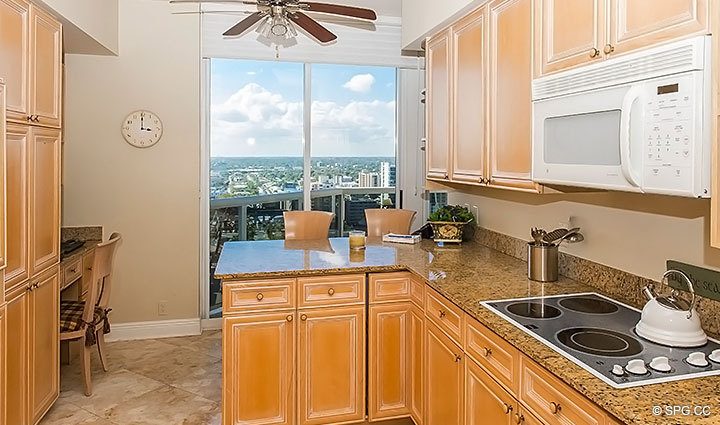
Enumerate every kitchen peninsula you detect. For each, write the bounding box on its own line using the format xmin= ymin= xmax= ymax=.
xmin=215 ymin=238 xmax=720 ymax=425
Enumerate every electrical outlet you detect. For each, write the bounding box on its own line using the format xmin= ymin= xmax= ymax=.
xmin=472 ymin=205 xmax=479 ymax=225
xmin=158 ymin=301 xmax=169 ymax=316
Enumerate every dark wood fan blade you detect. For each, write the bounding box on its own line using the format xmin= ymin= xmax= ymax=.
xmin=302 ymin=2 xmax=377 ymax=20
xmin=289 ymin=12 xmax=337 ymax=43
xmin=223 ymin=11 xmax=266 ymax=36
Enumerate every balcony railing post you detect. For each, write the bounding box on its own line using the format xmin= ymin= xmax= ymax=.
xmin=239 ymin=205 xmax=248 ymax=241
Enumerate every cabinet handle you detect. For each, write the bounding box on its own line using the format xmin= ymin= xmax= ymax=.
xmin=550 ymin=402 xmax=562 ymax=414
xmin=256 ymin=293 xmax=264 ymax=301
xmin=514 ymin=413 xmax=525 ymax=424
xmin=444 ymin=172 xmax=449 ymax=179
xmin=502 ymin=402 xmax=513 ymax=414
xmin=27 ymin=115 xmax=33 ymax=122
xmin=70 ymin=268 xmax=77 ymax=273
xmin=438 ymin=309 xmax=446 ymax=318
xmin=454 ymin=354 xmax=462 ymax=363
xmin=603 ymin=44 xmax=615 ymax=55
xmin=327 ymin=288 xmax=335 ymax=296
xmin=482 ymin=347 xmax=492 ymax=357
xmin=300 ymin=314 xmax=308 ymax=321
xmin=286 ymin=315 xmax=293 ymax=322
xmin=589 ymin=47 xmax=600 ymax=58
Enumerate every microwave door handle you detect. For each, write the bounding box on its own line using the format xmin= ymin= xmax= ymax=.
xmin=620 ymin=86 xmax=643 ymax=187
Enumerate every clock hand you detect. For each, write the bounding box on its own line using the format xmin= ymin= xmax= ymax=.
xmin=140 ymin=115 xmax=146 ymax=131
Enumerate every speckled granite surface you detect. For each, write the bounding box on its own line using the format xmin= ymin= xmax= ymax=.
xmin=61 ymin=226 xmax=103 ymax=242
xmin=215 ymin=238 xmax=720 ymax=425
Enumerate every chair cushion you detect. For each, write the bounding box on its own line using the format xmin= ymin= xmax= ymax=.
xmin=60 ymin=300 xmax=107 ymax=333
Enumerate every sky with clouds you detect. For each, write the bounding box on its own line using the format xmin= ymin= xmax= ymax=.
xmin=210 ymin=59 xmax=397 ymax=157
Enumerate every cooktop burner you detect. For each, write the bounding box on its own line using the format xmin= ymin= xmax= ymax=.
xmin=506 ymin=302 xmax=562 ymax=319
xmin=557 ymin=327 xmax=643 ymax=357
xmin=481 ymin=293 xmax=720 ymax=388
xmin=558 ymin=297 xmax=619 ymax=314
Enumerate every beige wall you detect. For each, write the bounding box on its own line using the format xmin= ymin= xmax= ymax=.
xmin=401 ymin=0 xmax=481 ymax=49
xmin=449 ymin=186 xmax=720 ymax=281
xmin=62 ymin=0 xmax=200 ymax=324
xmin=35 ymin=0 xmax=119 ymax=55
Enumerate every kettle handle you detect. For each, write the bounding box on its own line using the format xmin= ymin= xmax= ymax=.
xmin=661 ymin=270 xmax=696 ymax=319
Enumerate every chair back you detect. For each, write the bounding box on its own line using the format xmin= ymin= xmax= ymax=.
xmin=82 ymin=233 xmax=122 ymax=325
xmin=365 ymin=209 xmax=417 ymax=237
xmin=283 ymin=211 xmax=334 ymax=240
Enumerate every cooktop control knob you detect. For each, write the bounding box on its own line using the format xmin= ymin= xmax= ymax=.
xmin=649 ymin=356 xmax=671 ymax=373
xmin=611 ymin=365 xmax=625 ymax=376
xmin=709 ymin=350 xmax=720 ymax=364
xmin=687 ymin=352 xmax=709 ymax=367
xmin=626 ymin=359 xmax=648 ymax=375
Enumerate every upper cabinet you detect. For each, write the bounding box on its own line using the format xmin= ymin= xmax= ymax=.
xmin=536 ymin=0 xmax=709 ymax=76
xmin=0 ymin=0 xmax=61 ymax=128
xmin=426 ymin=30 xmax=451 ymax=181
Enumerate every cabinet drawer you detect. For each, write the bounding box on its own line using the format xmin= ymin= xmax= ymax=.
xmin=425 ymin=289 xmax=464 ymax=345
xmin=369 ymin=272 xmax=412 ymax=303
xmin=410 ymin=277 xmax=425 ymax=307
xmin=223 ymin=278 xmax=295 ymax=314
xmin=62 ymin=258 xmax=82 ymax=288
xmin=520 ymin=357 xmax=605 ymax=425
xmin=465 ymin=315 xmax=520 ymax=395
xmin=298 ymin=274 xmax=365 ymax=308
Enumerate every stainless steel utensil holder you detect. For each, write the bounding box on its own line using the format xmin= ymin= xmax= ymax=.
xmin=528 ymin=242 xmax=558 ymax=282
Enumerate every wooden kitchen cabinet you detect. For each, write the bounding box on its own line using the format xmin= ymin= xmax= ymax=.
xmin=465 ymin=357 xmax=516 ymax=425
xmin=487 ymin=0 xmax=538 ymax=192
xmin=4 ymin=123 xmax=29 ymax=290
xmin=450 ymin=7 xmax=487 ymax=184
xmin=609 ymin=0 xmax=708 ymax=56
xmin=222 ymin=310 xmax=295 ymax=425
xmin=368 ymin=302 xmax=411 ymax=421
xmin=28 ymin=4 xmax=61 ymax=128
xmin=0 ymin=85 xmax=6 ymax=272
xmin=28 ymin=126 xmax=60 ymax=278
xmin=298 ymin=305 xmax=365 ymax=425
xmin=425 ymin=29 xmax=452 ymax=181
xmin=534 ymin=0 xmax=606 ymax=76
xmin=425 ymin=321 xmax=464 ymax=425
xmin=0 ymin=303 xmax=6 ymax=425
xmin=409 ymin=304 xmax=424 ymax=425
xmin=5 ymin=285 xmax=29 ymax=425
xmin=29 ymin=267 xmax=59 ymax=424
xmin=0 ymin=0 xmax=30 ymax=123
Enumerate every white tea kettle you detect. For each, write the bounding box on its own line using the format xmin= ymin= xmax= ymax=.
xmin=635 ymin=269 xmax=707 ymax=347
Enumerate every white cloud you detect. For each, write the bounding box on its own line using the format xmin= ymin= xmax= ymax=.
xmin=211 ymin=83 xmax=395 ymax=157
xmin=342 ymin=74 xmax=376 ymax=93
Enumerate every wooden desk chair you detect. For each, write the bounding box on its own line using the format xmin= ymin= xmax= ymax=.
xmin=365 ymin=209 xmax=417 ymax=237
xmin=283 ymin=211 xmax=335 ymax=240
xmin=59 ymin=232 xmax=122 ymax=396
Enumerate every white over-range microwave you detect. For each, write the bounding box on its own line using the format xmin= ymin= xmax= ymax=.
xmin=532 ymin=36 xmax=712 ymax=198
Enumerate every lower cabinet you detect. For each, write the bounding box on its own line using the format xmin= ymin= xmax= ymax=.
xmin=408 ymin=304 xmax=424 ymax=425
xmin=425 ymin=321 xmax=464 ymax=425
xmin=465 ymin=358 xmax=516 ymax=425
xmin=298 ymin=305 xmax=365 ymax=425
xmin=4 ymin=266 xmax=59 ymax=425
xmin=0 ymin=303 xmax=6 ymax=425
xmin=222 ymin=310 xmax=295 ymax=425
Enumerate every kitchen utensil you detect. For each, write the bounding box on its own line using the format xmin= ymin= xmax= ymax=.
xmin=635 ymin=269 xmax=707 ymax=347
xmin=542 ymin=228 xmax=569 ymax=245
xmin=557 ymin=228 xmax=583 ymax=245
xmin=530 ymin=227 xmax=547 ymax=245
xmin=527 ymin=242 xmax=558 ymax=282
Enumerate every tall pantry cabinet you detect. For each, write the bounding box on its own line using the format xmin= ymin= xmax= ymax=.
xmin=0 ymin=0 xmax=62 ymax=424
xmin=0 ymin=82 xmax=7 ymax=425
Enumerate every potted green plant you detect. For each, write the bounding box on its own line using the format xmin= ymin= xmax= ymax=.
xmin=428 ymin=205 xmax=475 ymax=243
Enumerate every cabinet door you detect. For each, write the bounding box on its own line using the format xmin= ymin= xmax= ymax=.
xmin=487 ymin=0 xmax=538 ymax=192
xmin=28 ymin=4 xmax=61 ymax=128
xmin=298 ymin=305 xmax=365 ymax=425
xmin=425 ymin=321 xmax=463 ymax=425
xmin=451 ymin=8 xmax=487 ymax=184
xmin=466 ymin=358 xmax=515 ymax=425
xmin=409 ymin=304 xmax=424 ymax=425
xmin=609 ymin=0 xmax=708 ymax=56
xmin=5 ymin=286 xmax=30 ymax=425
xmin=28 ymin=127 xmax=60 ymax=277
xmin=29 ymin=267 xmax=59 ymax=423
xmin=0 ymin=0 xmax=30 ymax=122
xmin=222 ymin=311 xmax=295 ymax=425
xmin=426 ymin=30 xmax=451 ymax=181
xmin=368 ymin=302 xmax=411 ymax=421
xmin=0 ymin=304 xmax=6 ymax=425
xmin=534 ymin=0 xmax=606 ymax=76
xmin=0 ymin=87 xmax=6 ymax=271
xmin=516 ymin=407 xmax=546 ymax=425
xmin=5 ymin=123 xmax=29 ymax=289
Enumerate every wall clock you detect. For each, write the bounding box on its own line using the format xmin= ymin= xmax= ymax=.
xmin=122 ymin=110 xmax=163 ymax=148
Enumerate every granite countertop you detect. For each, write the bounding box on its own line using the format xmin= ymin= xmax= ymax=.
xmin=60 ymin=240 xmax=100 ymax=265
xmin=215 ymin=238 xmax=720 ymax=425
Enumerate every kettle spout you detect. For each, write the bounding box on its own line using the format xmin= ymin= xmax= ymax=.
xmin=642 ymin=284 xmax=657 ymax=301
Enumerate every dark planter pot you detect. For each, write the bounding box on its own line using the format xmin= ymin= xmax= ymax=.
xmin=428 ymin=221 xmax=471 ymax=243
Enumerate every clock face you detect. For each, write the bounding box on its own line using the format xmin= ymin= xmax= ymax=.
xmin=122 ymin=110 xmax=163 ymax=148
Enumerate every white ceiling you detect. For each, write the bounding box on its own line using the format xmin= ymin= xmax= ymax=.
xmin=196 ymin=0 xmax=401 ymax=18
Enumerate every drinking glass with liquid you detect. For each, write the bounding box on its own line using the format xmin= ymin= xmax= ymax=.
xmin=349 ymin=230 xmax=366 ymax=250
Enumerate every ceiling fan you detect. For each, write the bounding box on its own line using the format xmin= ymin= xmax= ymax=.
xmin=169 ymin=0 xmax=377 ymax=43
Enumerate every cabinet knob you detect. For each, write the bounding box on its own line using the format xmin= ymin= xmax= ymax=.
xmin=514 ymin=413 xmax=525 ymax=424
xmin=327 ymin=288 xmax=335 ymax=296
xmin=502 ymin=402 xmax=513 ymax=414
xmin=482 ymin=347 xmax=492 ymax=357
xmin=286 ymin=315 xmax=293 ymax=322
xmin=454 ymin=354 xmax=462 ymax=363
xmin=589 ymin=47 xmax=600 ymax=58
xmin=550 ymin=402 xmax=562 ymax=414
xmin=70 ymin=268 xmax=77 ymax=273
xmin=603 ymin=44 xmax=615 ymax=55
xmin=300 ymin=314 xmax=308 ymax=321
xmin=256 ymin=293 xmax=264 ymax=301
xmin=438 ymin=309 xmax=446 ymax=318
xmin=444 ymin=172 xmax=449 ymax=179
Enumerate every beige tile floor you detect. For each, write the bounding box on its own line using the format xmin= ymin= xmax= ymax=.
xmin=40 ymin=331 xmax=223 ymax=425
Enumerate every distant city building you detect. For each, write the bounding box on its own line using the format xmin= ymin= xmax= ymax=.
xmin=344 ymin=198 xmax=380 ymax=230
xmin=389 ymin=165 xmax=396 ymax=187
xmin=359 ymin=171 xmax=380 ymax=188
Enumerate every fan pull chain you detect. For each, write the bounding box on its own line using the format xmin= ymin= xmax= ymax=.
xmin=275 ymin=44 xmax=280 ymax=59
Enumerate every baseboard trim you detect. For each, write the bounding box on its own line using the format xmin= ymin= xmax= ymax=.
xmin=106 ymin=318 xmax=202 ymax=342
